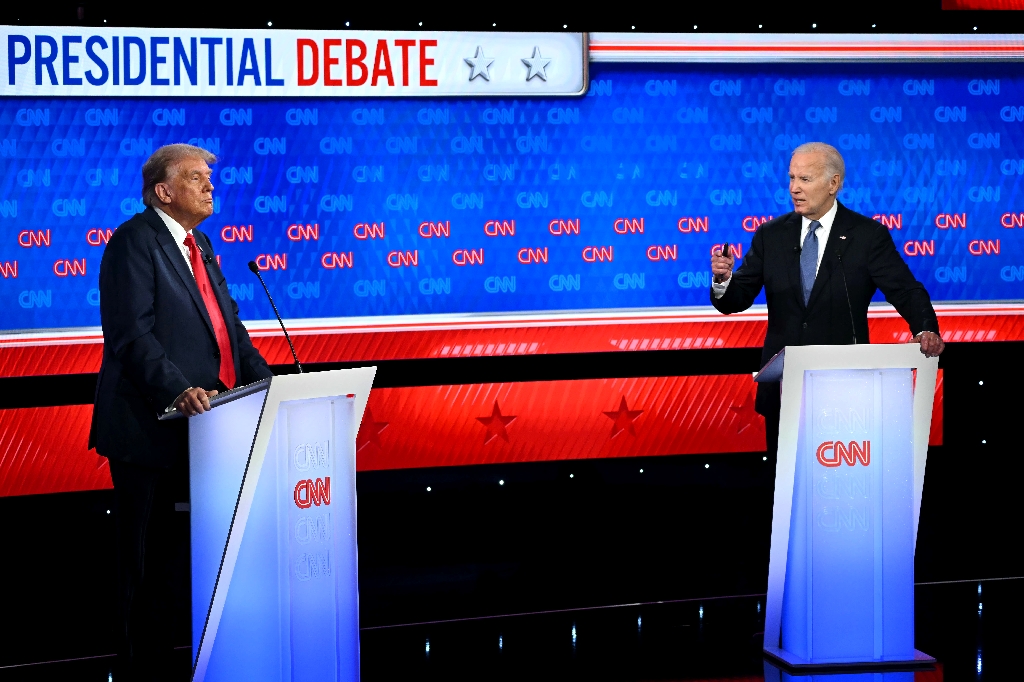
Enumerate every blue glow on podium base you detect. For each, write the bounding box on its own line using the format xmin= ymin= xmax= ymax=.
xmin=762 ymin=346 xmax=939 ymax=671
xmin=189 ymin=369 xmax=374 ymax=682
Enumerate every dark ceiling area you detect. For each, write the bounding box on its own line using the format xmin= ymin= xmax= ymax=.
xmin=2 ymin=1 xmax=1024 ymax=33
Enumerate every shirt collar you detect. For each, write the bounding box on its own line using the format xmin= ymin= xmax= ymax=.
xmin=153 ymin=206 xmax=191 ymax=246
xmin=801 ymin=198 xmax=839 ymax=232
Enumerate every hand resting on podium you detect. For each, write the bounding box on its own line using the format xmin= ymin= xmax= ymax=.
xmin=170 ymin=386 xmax=220 ymax=417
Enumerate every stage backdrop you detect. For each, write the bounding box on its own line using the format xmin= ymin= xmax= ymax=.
xmin=0 ymin=31 xmax=1019 ymax=496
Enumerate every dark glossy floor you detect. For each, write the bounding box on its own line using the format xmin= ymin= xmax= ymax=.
xmin=2 ymin=578 xmax=1020 ymax=680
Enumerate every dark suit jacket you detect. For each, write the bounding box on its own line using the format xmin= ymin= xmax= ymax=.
xmin=90 ymin=207 xmax=273 ymax=467
xmin=711 ymin=201 xmax=939 ymax=416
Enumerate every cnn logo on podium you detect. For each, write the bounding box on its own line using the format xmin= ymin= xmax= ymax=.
xmin=816 ymin=441 xmax=870 ymax=467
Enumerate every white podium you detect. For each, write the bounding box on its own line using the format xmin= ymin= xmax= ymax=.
xmin=172 ymin=368 xmax=375 ymax=682
xmin=759 ymin=345 xmax=937 ymax=670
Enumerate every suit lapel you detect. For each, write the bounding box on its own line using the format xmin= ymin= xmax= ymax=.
xmin=780 ymin=214 xmax=806 ymax=310
xmin=807 ymin=202 xmax=854 ymax=309
xmin=144 ymin=209 xmax=217 ymax=340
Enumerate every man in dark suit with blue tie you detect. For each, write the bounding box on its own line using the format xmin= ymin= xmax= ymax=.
xmin=710 ymin=142 xmax=944 ymax=457
xmin=90 ymin=144 xmax=273 ymax=680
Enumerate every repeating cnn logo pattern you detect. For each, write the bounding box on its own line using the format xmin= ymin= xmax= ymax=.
xmin=2 ymin=67 xmax=1023 ymax=331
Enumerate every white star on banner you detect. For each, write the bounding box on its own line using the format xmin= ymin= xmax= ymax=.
xmin=464 ymin=46 xmax=494 ymax=81
xmin=521 ymin=46 xmax=551 ymax=82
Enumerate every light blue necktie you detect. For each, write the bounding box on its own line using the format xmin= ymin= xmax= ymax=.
xmin=800 ymin=220 xmax=821 ymax=305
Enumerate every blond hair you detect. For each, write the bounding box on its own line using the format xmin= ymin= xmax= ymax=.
xmin=141 ymin=144 xmax=217 ymax=207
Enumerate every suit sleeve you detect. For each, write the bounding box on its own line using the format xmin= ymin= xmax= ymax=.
xmin=99 ymin=227 xmax=192 ymax=409
xmin=866 ymin=223 xmax=940 ymax=336
xmin=711 ymin=227 xmax=765 ymax=314
xmin=195 ymin=232 xmax=274 ymax=383
xmin=229 ymin=294 xmax=274 ymax=383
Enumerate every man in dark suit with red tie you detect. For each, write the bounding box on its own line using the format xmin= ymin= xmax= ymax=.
xmin=709 ymin=142 xmax=944 ymax=458
xmin=90 ymin=144 xmax=273 ymax=680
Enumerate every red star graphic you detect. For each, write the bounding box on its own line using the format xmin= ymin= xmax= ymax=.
xmin=356 ymin=408 xmax=389 ymax=452
xmin=728 ymin=390 xmax=760 ymax=435
xmin=603 ymin=397 xmax=643 ymax=438
xmin=476 ymin=401 xmax=516 ymax=444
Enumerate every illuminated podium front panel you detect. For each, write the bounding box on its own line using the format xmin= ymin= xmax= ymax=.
xmin=760 ymin=345 xmax=937 ymax=669
xmin=186 ymin=368 xmax=375 ymax=682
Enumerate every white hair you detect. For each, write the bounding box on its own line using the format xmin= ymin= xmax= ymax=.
xmin=792 ymin=142 xmax=845 ymax=188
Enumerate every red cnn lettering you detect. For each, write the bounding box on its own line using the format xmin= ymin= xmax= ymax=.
xmin=321 ymin=251 xmax=353 ymax=269
xmin=548 ymin=219 xmax=580 ymax=235
xmin=85 ymin=228 xmax=113 ymax=246
xmin=646 ymin=245 xmax=678 ymax=261
xmin=53 ymin=258 xmax=86 ymax=277
xmin=293 ymin=477 xmax=332 ymax=509
xmin=740 ymin=216 xmax=771 ymax=233
xmin=347 ymin=39 xmax=368 ymax=86
xmin=0 ymin=261 xmax=17 ymax=278
xmin=353 ymin=222 xmax=385 ymax=239
xmin=678 ymin=217 xmax=710 ymax=233
xmin=709 ymin=243 xmax=743 ymax=258
xmin=418 ymin=221 xmax=450 ymax=238
xmin=484 ymin=220 xmax=515 ymax=237
xmin=582 ymin=246 xmax=614 ymax=263
xmin=968 ymin=239 xmax=1000 ymax=256
xmin=1000 ymin=212 xmax=1024 ymax=228
xmin=387 ymin=249 xmax=418 ymax=267
xmin=452 ymin=248 xmax=484 ymax=266
xmin=371 ymin=39 xmax=394 ymax=86
xmin=817 ymin=441 xmax=870 ymax=467
xmin=613 ymin=218 xmax=644 ymax=234
xmin=935 ymin=213 xmax=967 ymax=229
xmin=873 ymin=213 xmax=903 ymax=230
xmin=324 ymin=39 xmax=342 ymax=86
xmin=255 ymin=254 xmax=288 ymax=270
xmin=18 ymin=230 xmax=51 ymax=247
xmin=903 ymin=240 xmax=935 ymax=257
xmin=517 ymin=247 xmax=548 ymax=264
xmin=287 ymin=223 xmax=319 ymax=241
xmin=419 ymin=40 xmax=437 ymax=86
xmin=221 ymin=225 xmax=253 ymax=242
xmin=297 ymin=39 xmax=319 ymax=86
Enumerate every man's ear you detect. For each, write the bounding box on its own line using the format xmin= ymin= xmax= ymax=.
xmin=153 ymin=182 xmax=173 ymax=205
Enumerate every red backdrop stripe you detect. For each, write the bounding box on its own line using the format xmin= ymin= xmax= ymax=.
xmin=0 ymin=373 xmax=944 ymax=497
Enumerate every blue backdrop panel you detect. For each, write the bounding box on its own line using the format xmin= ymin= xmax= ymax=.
xmin=1 ymin=62 xmax=1022 ymax=332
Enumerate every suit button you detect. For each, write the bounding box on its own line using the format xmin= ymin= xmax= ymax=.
xmin=802 ymin=322 xmax=808 ymax=329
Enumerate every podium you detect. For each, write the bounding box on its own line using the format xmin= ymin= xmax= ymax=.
xmin=171 ymin=368 xmax=375 ymax=682
xmin=758 ymin=345 xmax=938 ymax=670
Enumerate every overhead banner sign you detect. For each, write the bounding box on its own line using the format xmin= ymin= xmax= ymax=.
xmin=1 ymin=28 xmax=587 ymax=97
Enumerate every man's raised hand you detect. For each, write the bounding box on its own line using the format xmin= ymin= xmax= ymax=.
xmin=711 ymin=247 xmax=735 ymax=284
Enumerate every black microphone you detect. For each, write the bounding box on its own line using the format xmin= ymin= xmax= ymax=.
xmin=247 ymin=261 xmax=303 ymax=373
xmin=835 ymin=251 xmax=857 ymax=345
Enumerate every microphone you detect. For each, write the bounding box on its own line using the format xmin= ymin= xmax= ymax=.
xmin=247 ymin=261 xmax=303 ymax=373
xmin=835 ymin=252 xmax=857 ymax=345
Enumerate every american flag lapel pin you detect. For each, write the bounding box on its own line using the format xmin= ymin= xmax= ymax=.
xmin=840 ymin=235 xmax=847 ymax=240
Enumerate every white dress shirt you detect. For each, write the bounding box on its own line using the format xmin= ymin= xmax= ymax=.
xmin=713 ymin=198 xmax=838 ymax=298
xmin=153 ymin=206 xmax=195 ymax=277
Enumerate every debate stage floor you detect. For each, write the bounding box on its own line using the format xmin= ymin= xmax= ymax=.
xmin=1 ymin=578 xmax=1018 ymax=681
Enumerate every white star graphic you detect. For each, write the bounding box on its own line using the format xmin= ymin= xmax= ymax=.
xmin=464 ymin=46 xmax=494 ymax=82
xmin=521 ymin=46 xmax=551 ymax=82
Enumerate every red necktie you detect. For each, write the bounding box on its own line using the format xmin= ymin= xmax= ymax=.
xmin=184 ymin=233 xmax=236 ymax=389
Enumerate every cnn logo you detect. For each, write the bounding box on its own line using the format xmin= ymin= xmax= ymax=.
xmin=816 ymin=441 xmax=870 ymax=467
